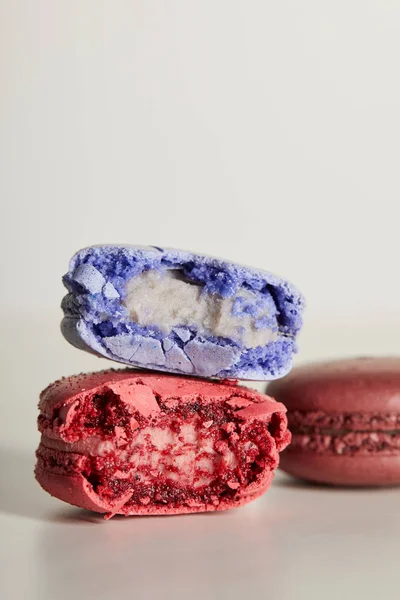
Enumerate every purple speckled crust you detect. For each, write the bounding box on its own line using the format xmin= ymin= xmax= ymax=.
xmin=61 ymin=245 xmax=305 ymax=380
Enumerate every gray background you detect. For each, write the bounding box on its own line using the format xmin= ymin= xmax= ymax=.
xmin=1 ymin=2 xmax=400 ymax=598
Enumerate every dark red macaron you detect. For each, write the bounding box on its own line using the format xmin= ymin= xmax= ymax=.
xmin=267 ymin=357 xmax=400 ymax=486
xmin=36 ymin=369 xmax=291 ymax=517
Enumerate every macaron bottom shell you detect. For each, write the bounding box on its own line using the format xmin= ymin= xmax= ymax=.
xmin=35 ymin=463 xmax=274 ymax=517
xmin=280 ymin=451 xmax=400 ymax=487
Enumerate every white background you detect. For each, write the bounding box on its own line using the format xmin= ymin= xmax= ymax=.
xmin=1 ymin=2 xmax=400 ymax=599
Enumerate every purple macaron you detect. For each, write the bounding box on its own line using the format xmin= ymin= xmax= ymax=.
xmin=61 ymin=245 xmax=304 ymax=380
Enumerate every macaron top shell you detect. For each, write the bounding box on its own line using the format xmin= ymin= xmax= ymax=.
xmin=267 ymin=357 xmax=400 ymax=413
xmin=40 ymin=369 xmax=287 ymax=418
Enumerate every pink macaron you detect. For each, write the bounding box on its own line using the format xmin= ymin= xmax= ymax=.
xmin=36 ymin=369 xmax=291 ymax=517
xmin=267 ymin=357 xmax=400 ymax=486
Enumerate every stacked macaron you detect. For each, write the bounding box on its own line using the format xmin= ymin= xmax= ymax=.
xmin=35 ymin=245 xmax=305 ymax=517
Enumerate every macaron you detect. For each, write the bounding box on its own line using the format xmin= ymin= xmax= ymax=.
xmin=267 ymin=357 xmax=400 ymax=486
xmin=61 ymin=245 xmax=304 ymax=380
xmin=35 ymin=369 xmax=291 ymax=517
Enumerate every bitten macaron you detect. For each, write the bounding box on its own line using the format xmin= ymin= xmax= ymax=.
xmin=267 ymin=357 xmax=400 ymax=486
xmin=36 ymin=369 xmax=291 ymax=517
xmin=61 ymin=245 xmax=304 ymax=380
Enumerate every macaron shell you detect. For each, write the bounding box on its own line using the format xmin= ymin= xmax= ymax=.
xmin=35 ymin=464 xmax=273 ymax=517
xmin=267 ymin=357 xmax=400 ymax=412
xmin=280 ymin=451 xmax=400 ymax=486
xmin=39 ymin=369 xmax=285 ymax=415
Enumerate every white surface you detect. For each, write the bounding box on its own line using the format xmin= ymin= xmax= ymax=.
xmin=1 ymin=1 xmax=400 ymax=325
xmin=3 ymin=452 xmax=400 ymax=600
xmin=2 ymin=320 xmax=400 ymax=600
xmin=2 ymin=2 xmax=400 ymax=598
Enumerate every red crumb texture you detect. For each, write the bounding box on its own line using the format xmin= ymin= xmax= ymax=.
xmin=35 ymin=370 xmax=290 ymax=516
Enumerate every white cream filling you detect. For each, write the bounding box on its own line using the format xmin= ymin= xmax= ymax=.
xmin=123 ymin=270 xmax=278 ymax=348
xmin=128 ymin=423 xmax=237 ymax=488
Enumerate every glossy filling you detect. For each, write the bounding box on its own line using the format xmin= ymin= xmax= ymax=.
xmin=288 ymin=411 xmax=400 ymax=455
xmin=38 ymin=389 xmax=286 ymax=509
